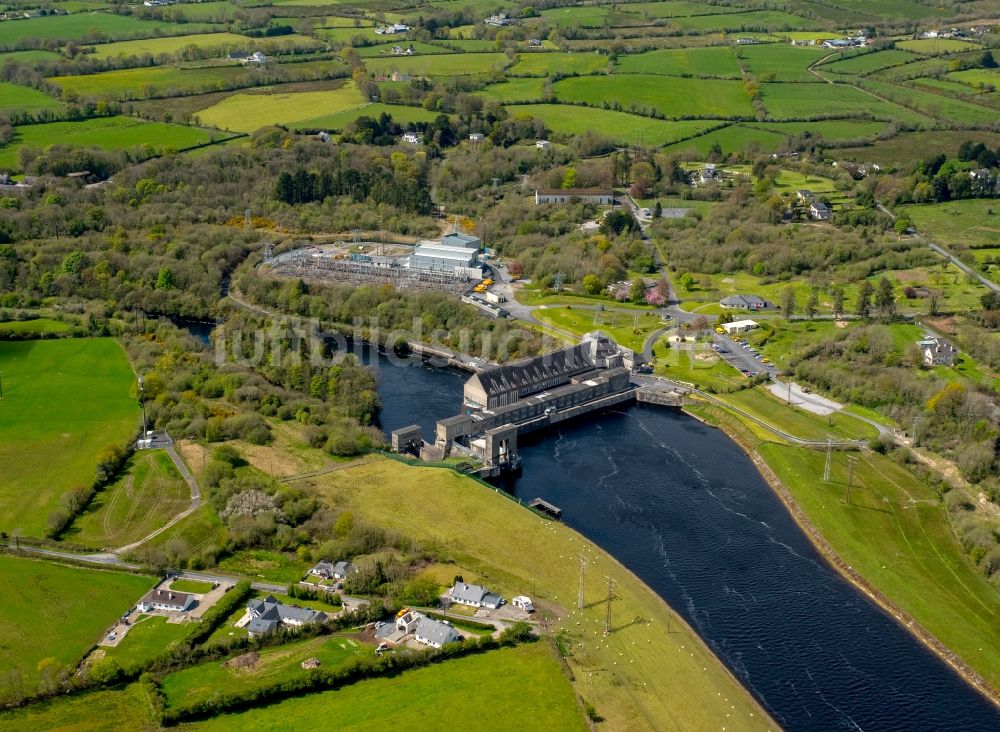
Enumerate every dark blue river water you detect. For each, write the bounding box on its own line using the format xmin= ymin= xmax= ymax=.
xmin=371 ymin=353 xmax=1000 ymax=731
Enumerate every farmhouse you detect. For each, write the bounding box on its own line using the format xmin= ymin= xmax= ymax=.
xmin=449 ymin=581 xmax=503 ymax=609
xmin=720 ymin=294 xmax=768 ymax=311
xmin=308 ymin=560 xmax=356 ymax=580
xmin=469 ymin=132 xmax=484 ymax=142
xmin=535 ymin=139 xmax=551 ymax=150
xmin=400 ymin=131 xmax=423 ymax=145
xmin=245 ymin=596 xmax=329 ymax=636
xmin=796 ymin=189 xmax=814 ymax=200
xmin=722 ymin=319 xmax=759 ymax=335
xmin=918 ymin=337 xmax=958 ymax=367
xmin=375 ymin=23 xmax=409 ymax=34
xmin=484 ymin=13 xmax=515 ymax=26
xmin=535 ymin=188 xmax=614 ymax=205
xmin=413 ymin=616 xmax=462 ymax=648
xmin=137 ymin=588 xmax=195 ymax=613
xmin=809 ymin=202 xmax=831 ymax=220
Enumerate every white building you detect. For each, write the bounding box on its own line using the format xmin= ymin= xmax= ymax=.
xmin=918 ymin=337 xmax=958 ymax=367
xmin=535 ymin=188 xmax=614 ymax=205
xmin=449 ymin=581 xmax=503 ymax=609
xmin=535 ymin=139 xmax=551 ymax=150
xmin=137 ymin=588 xmax=195 ymax=613
xmin=375 ymin=23 xmax=409 ymax=34
xmin=722 ymin=319 xmax=759 ymax=334
xmin=400 ymin=132 xmax=423 ymax=145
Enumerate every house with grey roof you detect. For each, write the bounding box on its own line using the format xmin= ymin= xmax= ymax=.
xmin=308 ymin=560 xmax=356 ymax=580
xmin=413 ymin=616 xmax=461 ymax=648
xmin=809 ymin=202 xmax=831 ymax=220
xmin=918 ymin=337 xmax=958 ymax=367
xmin=720 ymin=294 xmax=769 ymax=311
xmin=245 ymin=596 xmax=328 ymax=637
xmin=137 ymin=588 xmax=195 ymax=613
xmin=449 ymin=581 xmax=503 ymax=609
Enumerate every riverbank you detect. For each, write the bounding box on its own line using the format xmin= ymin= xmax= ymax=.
xmin=685 ymin=403 xmax=1000 ymax=711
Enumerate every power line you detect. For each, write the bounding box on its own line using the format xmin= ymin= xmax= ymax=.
xmin=846 ymin=455 xmax=859 ymax=505
xmin=823 ymin=437 xmax=832 ymax=482
xmin=577 ymin=554 xmax=587 ymax=610
xmin=603 ymin=576 xmax=617 ymax=635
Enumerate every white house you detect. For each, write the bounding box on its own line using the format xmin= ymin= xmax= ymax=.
xmin=809 ymin=202 xmax=831 ymax=220
xmin=401 ymin=132 xmax=423 ymax=145
xmin=535 ymin=139 xmax=551 ymax=150
xmin=722 ymin=319 xmax=759 ymax=335
xmin=137 ymin=588 xmax=195 ymax=613
xmin=918 ymin=337 xmax=958 ymax=367
xmin=245 ymin=596 xmax=328 ymax=636
xmin=449 ymin=581 xmax=502 ymax=609
xmin=413 ymin=616 xmax=461 ymax=648
xmin=469 ymin=132 xmax=484 ymax=142
xmin=375 ymin=23 xmax=409 ymax=35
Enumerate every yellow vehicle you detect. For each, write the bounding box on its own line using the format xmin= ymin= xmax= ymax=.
xmin=482 ymin=278 xmax=493 ymax=286
xmin=762 ymin=358 xmax=770 ymax=364
xmin=715 ymin=326 xmax=725 ymax=334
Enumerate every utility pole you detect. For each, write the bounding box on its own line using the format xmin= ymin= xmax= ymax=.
xmin=787 ymin=380 xmax=792 ymax=405
xmin=603 ymin=576 xmax=617 ymax=635
xmin=846 ymin=455 xmax=858 ymax=504
xmin=823 ymin=438 xmax=832 ymax=482
xmin=138 ymin=376 xmax=148 ymax=438
xmin=577 ymin=554 xmax=587 ymax=610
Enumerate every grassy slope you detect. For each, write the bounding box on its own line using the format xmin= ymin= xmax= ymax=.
xmin=67 ymin=449 xmax=190 ymax=550
xmin=900 ymin=199 xmax=1000 ymax=249
xmin=0 ymin=338 xmax=139 ymax=537
xmin=0 ymin=556 xmax=154 ymax=692
xmin=300 ymin=458 xmax=771 ymax=731
xmin=554 ymin=75 xmax=755 ymax=118
xmin=0 ymin=682 xmax=153 ymax=732
xmin=0 ymin=318 xmax=68 ymax=335
xmin=185 ymin=643 xmax=588 ymax=732
xmin=505 ymin=104 xmax=719 ymax=147
xmin=195 ymin=82 xmax=366 ymax=132
xmin=757 ymin=444 xmax=1000 ymax=690
xmin=102 ymin=614 xmax=193 ymax=669
xmin=0 ymin=81 xmax=63 ymax=115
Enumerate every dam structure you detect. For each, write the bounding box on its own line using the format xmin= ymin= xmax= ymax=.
xmin=392 ymin=333 xmax=678 ymax=477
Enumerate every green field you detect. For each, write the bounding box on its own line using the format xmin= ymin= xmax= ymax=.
xmin=0 ymin=318 xmax=69 ymax=336
xmin=478 ymin=77 xmax=547 ymax=103
xmin=750 ymin=118 xmax=890 ymax=141
xmin=0 ymin=339 xmax=139 ymax=537
xmin=0 ymin=682 xmax=153 ymax=731
xmin=819 ymin=49 xmax=921 ymax=75
xmin=534 ymin=305 xmax=662 ymax=352
xmin=672 ymin=10 xmax=810 ymax=32
xmin=161 ymin=634 xmax=374 ymax=710
xmin=0 ymin=13 xmax=208 ymax=47
xmin=664 ymin=123 xmax=788 ymax=155
xmin=292 ymin=102 xmax=440 ymax=130
xmin=736 ymin=42 xmax=829 ymax=81
xmin=900 ymin=199 xmax=1000 ymax=248
xmin=615 ymin=46 xmax=742 ymax=77
xmin=721 ymin=387 xmax=877 ymax=441
xmin=133 ymin=503 xmax=227 ymax=561
xmin=553 ymin=75 xmax=755 ymax=118
xmin=0 ymin=49 xmax=63 ymax=67
xmin=295 ymin=458 xmax=771 ymax=730
xmin=0 ymin=81 xmax=63 ymax=116
xmin=947 ymin=67 xmax=1000 ymax=91
xmin=190 ymin=642 xmax=586 ymax=731
xmin=365 ymin=52 xmax=509 ymax=77
xmin=506 ymin=104 xmax=721 ymax=147
xmin=215 ymin=548 xmax=309 ymax=583
xmin=168 ymin=579 xmax=214 ymax=594
xmin=758 ymin=444 xmax=1000 ymax=690
xmin=356 ymin=41 xmax=452 ymax=57
xmin=49 ymin=64 xmax=250 ymax=100
xmin=508 ymin=51 xmax=609 ymax=77
xmin=88 ymin=32 xmax=312 ymax=60
xmin=837 ymin=130 xmax=1000 ymax=167
xmin=67 ymin=449 xmax=190 ymax=550
xmin=859 ymin=78 xmax=999 ymax=126
xmin=0 ymin=556 xmax=153 ymax=695
xmin=195 ymin=81 xmax=366 ymax=132
xmin=895 ymin=38 xmax=983 ymax=55
xmin=0 ymin=116 xmax=221 ymax=170
xmin=759 ymin=81 xmax=932 ymax=124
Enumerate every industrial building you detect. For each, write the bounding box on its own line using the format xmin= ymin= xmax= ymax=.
xmin=534 ymin=188 xmax=615 ymax=205
xmin=406 ymin=231 xmax=484 ymax=279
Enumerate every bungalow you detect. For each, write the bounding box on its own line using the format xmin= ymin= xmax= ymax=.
xmin=535 ymin=139 xmax=551 ymax=150
xmin=390 ymin=71 xmax=413 ymax=82
xmin=449 ymin=581 xmax=503 ymax=609
xmin=720 ymin=294 xmax=768 ymax=311
xmin=308 ymin=560 xmax=356 ymax=580
xmin=809 ymin=202 xmax=831 ymax=220
xmin=722 ymin=319 xmax=759 ymax=335
xmin=137 ymin=588 xmax=195 ymax=613
xmin=484 ymin=13 xmax=515 ymax=26
xmin=375 ymin=23 xmax=409 ymax=34
xmin=918 ymin=337 xmax=958 ymax=367
xmin=245 ymin=596 xmax=328 ymax=636
xmin=413 ymin=616 xmax=461 ymax=649
xmin=401 ymin=131 xmax=423 ymax=144
xmin=469 ymin=132 xmax=484 ymax=142
xmin=528 ymin=39 xmax=542 ymax=47
xmin=796 ymin=189 xmax=814 ymax=200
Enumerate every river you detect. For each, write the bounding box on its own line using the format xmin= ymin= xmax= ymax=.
xmin=371 ymin=352 xmax=1000 ymax=731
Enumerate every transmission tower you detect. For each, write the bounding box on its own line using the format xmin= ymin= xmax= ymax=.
xmin=244 ymin=208 xmax=251 ymax=228
xmin=554 ymin=272 xmax=564 ymax=292
xmin=603 ymin=576 xmax=617 ymax=635
xmin=577 ymin=554 xmax=587 ymax=610
xmin=823 ymin=438 xmax=832 ymax=482
xmin=262 ymin=241 xmax=274 ymax=262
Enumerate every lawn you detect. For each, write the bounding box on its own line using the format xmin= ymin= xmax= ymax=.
xmin=553 ymin=75 xmax=755 ymax=118
xmin=169 ymin=579 xmax=214 ymax=594
xmin=508 ymin=51 xmax=609 ymax=76
xmin=505 ymin=104 xmax=721 ymax=147
xmin=160 ymin=634 xmax=373 ymax=710
xmin=533 ymin=304 xmax=663 ymax=352
xmin=0 ymin=682 xmax=153 ymax=731
xmin=291 ymin=101 xmax=440 ymax=130
xmin=0 ymin=13 xmax=207 ymax=47
xmin=195 ymin=81 xmax=366 ymax=132
xmin=67 ymin=449 xmax=190 ymax=551
xmin=0 ymin=556 xmax=154 ymax=695
xmin=0 ymin=318 xmax=68 ymax=336
xmin=102 ymin=614 xmax=193 ymax=669
xmin=365 ymin=52 xmax=509 ymax=76
xmin=48 ymin=64 xmax=249 ymax=100
xmin=899 ymin=199 xmax=1000 ymax=249
xmin=0 ymin=338 xmax=139 ymax=537
xmin=0 ymin=116 xmax=222 ymax=170
xmin=296 ymin=458 xmax=772 ymax=731
xmin=0 ymin=81 xmax=62 ymax=116
xmin=615 ymin=46 xmax=742 ymax=77
xmin=720 ymin=387 xmax=877 ymax=442
xmin=736 ymin=42 xmax=829 ymax=81
xmin=757 ymin=443 xmax=1000 ymax=691
xmin=654 ymin=346 xmax=746 ymax=392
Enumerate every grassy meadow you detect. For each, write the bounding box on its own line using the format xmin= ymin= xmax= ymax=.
xmin=0 ymin=338 xmax=139 ymax=537
xmin=195 ymin=81 xmax=366 ymax=132
xmin=0 ymin=13 xmax=208 ymax=47
xmin=0 ymin=81 xmax=63 ymax=115
xmin=0 ymin=555 xmax=154 ymax=695
xmin=614 ymin=46 xmax=742 ymax=77
xmin=67 ymin=449 xmax=190 ymax=550
xmin=900 ymin=199 xmax=1000 ymax=248
xmin=48 ymin=64 xmax=250 ymax=100
xmin=553 ymin=75 xmax=755 ymax=118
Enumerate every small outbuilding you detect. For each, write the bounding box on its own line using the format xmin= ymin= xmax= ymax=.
xmin=722 ymin=319 xmax=759 ymax=334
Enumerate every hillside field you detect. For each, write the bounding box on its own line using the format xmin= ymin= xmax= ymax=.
xmin=0 ymin=338 xmax=139 ymax=537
